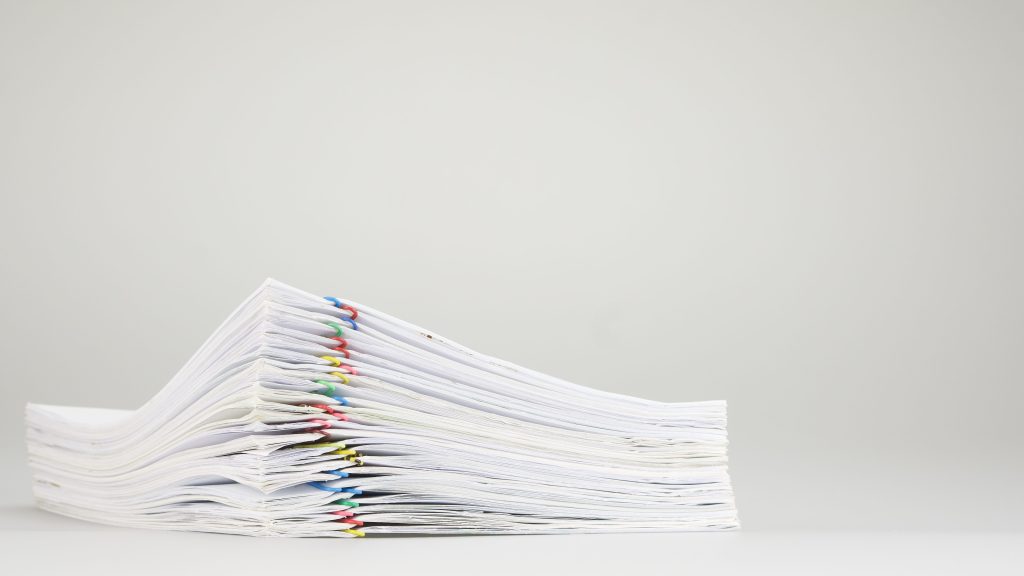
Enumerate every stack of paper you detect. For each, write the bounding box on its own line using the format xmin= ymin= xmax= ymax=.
xmin=26 ymin=279 xmax=738 ymax=536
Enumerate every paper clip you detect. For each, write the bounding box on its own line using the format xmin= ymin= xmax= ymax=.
xmin=322 ymin=357 xmax=358 ymax=375
xmin=326 ymin=322 xmax=344 ymax=337
xmin=325 ymin=296 xmax=360 ymax=320
xmin=309 ymin=483 xmax=362 ymax=495
xmin=316 ymin=380 xmax=336 ymax=395
xmin=301 ymin=442 xmax=347 ymax=450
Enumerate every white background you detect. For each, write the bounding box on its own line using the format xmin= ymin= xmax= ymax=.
xmin=1 ymin=0 xmax=1021 ymax=572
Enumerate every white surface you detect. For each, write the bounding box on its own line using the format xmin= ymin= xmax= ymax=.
xmin=1 ymin=506 xmax=1020 ymax=575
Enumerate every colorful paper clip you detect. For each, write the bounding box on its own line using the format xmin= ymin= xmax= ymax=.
xmin=321 ymin=356 xmax=359 ymax=375
xmin=309 ymin=483 xmax=362 ymax=494
xmin=326 ymin=322 xmax=345 ymax=337
xmin=315 ymin=380 xmax=336 ymax=395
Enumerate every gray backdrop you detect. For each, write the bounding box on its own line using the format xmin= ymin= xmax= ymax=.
xmin=1 ymin=0 xmax=1021 ymax=532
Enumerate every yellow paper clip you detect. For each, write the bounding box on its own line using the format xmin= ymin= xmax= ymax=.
xmin=344 ymin=528 xmax=365 ymax=537
xmin=303 ymin=442 xmax=346 ymax=450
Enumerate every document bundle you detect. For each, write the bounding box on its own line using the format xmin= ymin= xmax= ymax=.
xmin=26 ymin=279 xmax=737 ymax=536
